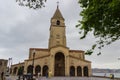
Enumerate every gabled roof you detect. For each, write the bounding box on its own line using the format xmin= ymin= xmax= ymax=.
xmin=52 ymin=6 xmax=64 ymax=20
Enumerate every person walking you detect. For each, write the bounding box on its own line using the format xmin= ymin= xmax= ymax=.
xmin=45 ymin=71 xmax=48 ymax=78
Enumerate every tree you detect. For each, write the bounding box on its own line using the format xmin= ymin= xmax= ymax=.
xmin=17 ymin=67 xmax=24 ymax=76
xmin=16 ymin=0 xmax=46 ymax=9
xmin=77 ymin=0 xmax=120 ymax=55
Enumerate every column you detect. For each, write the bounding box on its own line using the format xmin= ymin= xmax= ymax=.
xmin=65 ymin=55 xmax=69 ymax=76
xmin=75 ymin=67 xmax=77 ymax=76
xmin=51 ymin=55 xmax=54 ymax=76
xmin=41 ymin=66 xmax=43 ymax=76
xmin=82 ymin=66 xmax=84 ymax=77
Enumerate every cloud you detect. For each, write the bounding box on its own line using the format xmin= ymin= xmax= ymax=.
xmin=0 ymin=0 xmax=120 ymax=69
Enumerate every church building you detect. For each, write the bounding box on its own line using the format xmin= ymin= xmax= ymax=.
xmin=11 ymin=6 xmax=92 ymax=77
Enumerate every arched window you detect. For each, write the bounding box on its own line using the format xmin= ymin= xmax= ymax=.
xmin=35 ymin=65 xmax=41 ymax=75
xmin=77 ymin=66 xmax=82 ymax=76
xmin=42 ymin=65 xmax=48 ymax=76
xmin=70 ymin=66 xmax=75 ymax=76
xmin=27 ymin=65 xmax=33 ymax=74
xmin=83 ymin=66 xmax=89 ymax=77
xmin=56 ymin=20 xmax=60 ymax=25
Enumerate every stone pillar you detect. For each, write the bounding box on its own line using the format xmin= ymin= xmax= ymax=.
xmin=75 ymin=67 xmax=77 ymax=76
xmin=41 ymin=66 xmax=43 ymax=76
xmin=51 ymin=55 xmax=54 ymax=76
xmin=88 ymin=64 xmax=92 ymax=76
xmin=82 ymin=66 xmax=84 ymax=77
xmin=16 ymin=67 xmax=18 ymax=75
xmin=24 ymin=61 xmax=29 ymax=74
xmin=65 ymin=55 xmax=69 ymax=76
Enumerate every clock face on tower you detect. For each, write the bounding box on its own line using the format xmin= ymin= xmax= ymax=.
xmin=56 ymin=20 xmax=60 ymax=25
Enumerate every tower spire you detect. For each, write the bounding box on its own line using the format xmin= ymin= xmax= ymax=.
xmin=52 ymin=2 xmax=64 ymax=20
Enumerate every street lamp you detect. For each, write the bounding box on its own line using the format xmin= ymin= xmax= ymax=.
xmin=31 ymin=49 xmax=36 ymax=79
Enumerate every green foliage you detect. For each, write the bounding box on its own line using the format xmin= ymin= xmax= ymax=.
xmin=17 ymin=67 xmax=24 ymax=75
xmin=16 ymin=0 xmax=47 ymax=9
xmin=77 ymin=0 xmax=120 ymax=55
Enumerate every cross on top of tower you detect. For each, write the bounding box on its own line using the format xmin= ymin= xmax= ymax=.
xmin=57 ymin=1 xmax=59 ymax=8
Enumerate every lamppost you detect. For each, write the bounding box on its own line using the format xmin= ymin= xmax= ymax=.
xmin=31 ymin=49 xmax=36 ymax=79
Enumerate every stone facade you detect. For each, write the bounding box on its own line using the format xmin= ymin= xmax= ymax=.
xmin=11 ymin=6 xmax=92 ymax=77
xmin=0 ymin=59 xmax=8 ymax=75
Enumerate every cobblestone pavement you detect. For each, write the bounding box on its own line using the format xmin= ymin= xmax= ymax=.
xmin=5 ymin=76 xmax=120 ymax=80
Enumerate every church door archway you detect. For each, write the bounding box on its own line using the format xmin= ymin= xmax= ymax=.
xmin=27 ymin=65 xmax=33 ymax=74
xmin=83 ymin=66 xmax=88 ymax=77
xmin=70 ymin=66 xmax=75 ymax=76
xmin=54 ymin=52 xmax=65 ymax=76
xmin=77 ymin=66 xmax=82 ymax=76
xmin=42 ymin=65 xmax=48 ymax=76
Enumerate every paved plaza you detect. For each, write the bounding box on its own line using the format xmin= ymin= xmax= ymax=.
xmin=5 ymin=76 xmax=120 ymax=80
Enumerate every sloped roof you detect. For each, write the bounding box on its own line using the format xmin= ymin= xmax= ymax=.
xmin=52 ymin=6 xmax=64 ymax=20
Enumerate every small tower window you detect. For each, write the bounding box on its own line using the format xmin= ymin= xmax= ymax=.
xmin=56 ymin=20 xmax=60 ymax=25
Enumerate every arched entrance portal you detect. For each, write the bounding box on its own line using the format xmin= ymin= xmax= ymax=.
xmin=27 ymin=65 xmax=33 ymax=74
xmin=70 ymin=66 xmax=75 ymax=76
xmin=35 ymin=65 xmax=41 ymax=75
xmin=54 ymin=52 xmax=65 ymax=76
xmin=77 ymin=66 xmax=82 ymax=76
xmin=42 ymin=65 xmax=48 ymax=76
xmin=84 ymin=66 xmax=89 ymax=77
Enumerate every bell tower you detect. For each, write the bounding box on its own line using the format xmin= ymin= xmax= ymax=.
xmin=48 ymin=6 xmax=66 ymax=48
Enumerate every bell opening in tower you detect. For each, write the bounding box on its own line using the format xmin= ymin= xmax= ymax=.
xmin=56 ymin=20 xmax=60 ymax=25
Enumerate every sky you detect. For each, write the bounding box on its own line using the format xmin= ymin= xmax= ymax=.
xmin=0 ymin=0 xmax=120 ymax=69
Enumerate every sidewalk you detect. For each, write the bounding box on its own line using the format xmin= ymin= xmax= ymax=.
xmin=5 ymin=76 xmax=120 ymax=80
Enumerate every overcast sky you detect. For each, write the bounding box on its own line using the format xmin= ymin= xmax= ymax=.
xmin=0 ymin=0 xmax=120 ymax=69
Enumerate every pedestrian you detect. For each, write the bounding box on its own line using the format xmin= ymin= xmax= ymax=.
xmin=48 ymin=70 xmax=52 ymax=78
xmin=1 ymin=72 xmax=4 ymax=80
xmin=45 ymin=71 xmax=48 ymax=78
